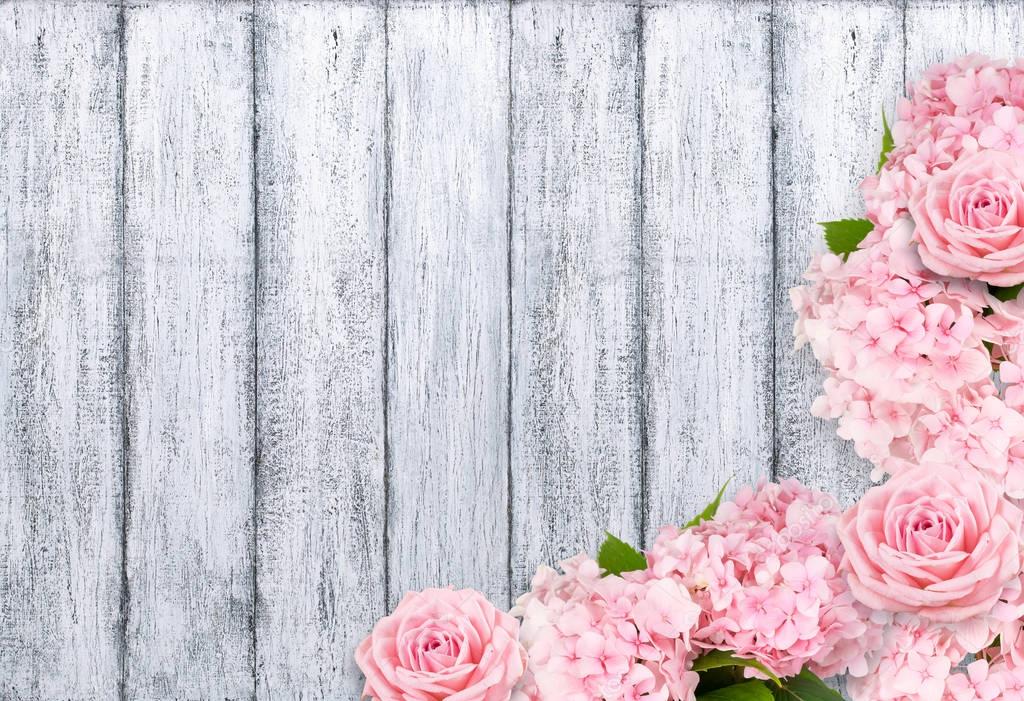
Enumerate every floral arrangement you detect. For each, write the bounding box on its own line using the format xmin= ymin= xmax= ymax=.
xmin=508 ymin=479 xmax=874 ymax=701
xmin=353 ymin=55 xmax=1024 ymax=701
xmin=791 ymin=54 xmax=1024 ymax=497
xmin=786 ymin=53 xmax=1024 ymax=699
xmin=355 ymin=470 xmax=1024 ymax=700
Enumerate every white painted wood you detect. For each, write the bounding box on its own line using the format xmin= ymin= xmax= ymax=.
xmin=773 ymin=0 xmax=904 ymax=506
xmin=906 ymin=0 xmax=1024 ymax=79
xmin=386 ymin=0 xmax=511 ymax=607
xmin=253 ymin=2 xmax=386 ymax=697
xmin=641 ymin=0 xmax=774 ymax=542
xmin=0 ymin=3 xmax=122 ymax=696
xmin=123 ymin=2 xmax=255 ymax=696
xmin=510 ymin=1 xmax=642 ymax=594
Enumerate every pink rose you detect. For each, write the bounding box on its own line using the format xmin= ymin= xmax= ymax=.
xmin=838 ymin=463 xmax=1024 ymax=623
xmin=355 ymin=588 xmax=527 ymax=700
xmin=910 ymin=149 xmax=1024 ymax=285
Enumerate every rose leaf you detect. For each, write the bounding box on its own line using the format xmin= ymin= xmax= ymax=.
xmin=772 ymin=669 xmax=845 ymax=701
xmin=819 ymin=219 xmax=873 ymax=257
xmin=684 ymin=478 xmax=733 ymax=529
xmin=596 ymin=532 xmax=646 ymax=576
xmin=693 ymin=650 xmax=782 ymax=686
xmin=697 ymin=681 xmax=775 ymax=701
xmin=878 ymin=110 xmax=894 ymax=172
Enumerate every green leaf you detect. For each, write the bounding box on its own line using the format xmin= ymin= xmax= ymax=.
xmin=877 ymin=110 xmax=894 ymax=172
xmin=819 ymin=219 xmax=873 ymax=257
xmin=989 ymin=282 xmax=1024 ymax=302
xmin=698 ymin=681 xmax=774 ymax=701
xmin=772 ymin=670 xmax=845 ymax=701
xmin=684 ymin=479 xmax=732 ymax=529
xmin=696 ymin=665 xmax=747 ymax=693
xmin=596 ymin=532 xmax=646 ymax=576
xmin=692 ymin=650 xmax=781 ymax=686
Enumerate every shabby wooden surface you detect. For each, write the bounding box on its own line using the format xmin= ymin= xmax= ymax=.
xmin=388 ymin=0 xmax=512 ymax=611
xmin=510 ymin=1 xmax=644 ymax=596
xmin=0 ymin=3 xmax=123 ymax=697
xmin=1 ymin=0 xmax=1020 ymax=697
xmin=253 ymin=2 xmax=387 ymax=697
xmin=123 ymin=2 xmax=257 ymax=696
xmin=641 ymin=0 xmax=773 ymax=543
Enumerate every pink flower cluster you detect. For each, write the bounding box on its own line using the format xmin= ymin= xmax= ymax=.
xmin=510 ymin=556 xmax=701 ymax=701
xmin=792 ymin=55 xmax=1024 ymax=498
xmin=845 ymin=615 xmax=1024 ymax=701
xmin=512 ymin=481 xmax=879 ymax=700
xmin=647 ymin=480 xmax=880 ymax=680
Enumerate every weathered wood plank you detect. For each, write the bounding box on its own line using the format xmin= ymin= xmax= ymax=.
xmin=510 ymin=1 xmax=642 ymax=594
xmin=386 ymin=0 xmax=511 ymax=607
xmin=905 ymin=0 xmax=1024 ymax=78
xmin=253 ymin=2 xmax=386 ymax=697
xmin=641 ymin=0 xmax=773 ymax=540
xmin=773 ymin=0 xmax=904 ymax=506
xmin=0 ymin=3 xmax=122 ymax=697
xmin=123 ymin=2 xmax=255 ymax=696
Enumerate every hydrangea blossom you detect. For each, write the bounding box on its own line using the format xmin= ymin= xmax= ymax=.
xmin=793 ymin=54 xmax=1024 ymax=498
xmin=845 ymin=614 xmax=1024 ymax=701
xmin=511 ymin=555 xmax=701 ymax=701
xmin=943 ymin=657 xmax=1024 ymax=701
xmin=645 ymin=480 xmax=883 ymax=680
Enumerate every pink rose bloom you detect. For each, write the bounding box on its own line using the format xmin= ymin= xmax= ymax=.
xmin=910 ymin=149 xmax=1024 ymax=286
xmin=355 ymin=588 xmax=527 ymax=701
xmin=838 ymin=463 xmax=1024 ymax=623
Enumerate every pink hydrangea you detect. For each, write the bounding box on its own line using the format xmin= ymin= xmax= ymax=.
xmin=846 ymin=616 xmax=959 ymax=701
xmin=793 ymin=54 xmax=1024 ymax=499
xmin=511 ymin=555 xmax=701 ymax=701
xmin=943 ymin=657 xmax=1024 ymax=701
xmin=646 ymin=480 xmax=883 ymax=680
xmin=846 ymin=614 xmax=1024 ymax=701
xmin=843 ymin=572 xmax=1024 ymax=701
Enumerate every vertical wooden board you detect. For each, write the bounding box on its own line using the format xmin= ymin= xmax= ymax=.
xmin=906 ymin=0 xmax=1024 ymax=78
xmin=0 ymin=3 xmax=122 ymax=697
xmin=253 ymin=2 xmax=386 ymax=697
xmin=123 ymin=2 xmax=255 ymax=696
xmin=641 ymin=1 xmax=773 ymax=540
xmin=510 ymin=1 xmax=642 ymax=593
xmin=773 ymin=0 xmax=904 ymax=505
xmin=387 ymin=0 xmax=511 ymax=606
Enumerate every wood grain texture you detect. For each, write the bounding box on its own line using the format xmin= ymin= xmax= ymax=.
xmin=386 ymin=0 xmax=511 ymax=607
xmin=0 ymin=3 xmax=122 ymax=697
xmin=906 ymin=0 xmax=1024 ymax=78
xmin=641 ymin=0 xmax=774 ymax=541
xmin=773 ymin=0 xmax=904 ymax=506
xmin=123 ymin=2 xmax=255 ymax=697
xmin=253 ymin=2 xmax=386 ymax=697
xmin=510 ymin=1 xmax=642 ymax=594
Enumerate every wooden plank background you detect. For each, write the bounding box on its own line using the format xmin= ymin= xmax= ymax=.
xmin=0 ymin=0 xmax=1017 ymax=697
